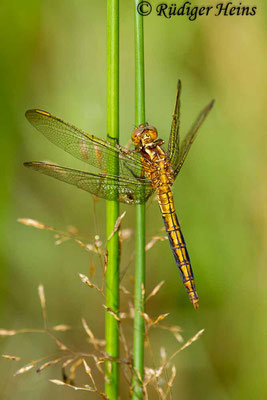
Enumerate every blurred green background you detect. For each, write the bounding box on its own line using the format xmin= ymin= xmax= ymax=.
xmin=1 ymin=1 xmax=267 ymax=399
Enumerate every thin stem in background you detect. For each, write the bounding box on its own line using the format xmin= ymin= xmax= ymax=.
xmin=105 ymin=0 xmax=120 ymax=399
xmin=132 ymin=1 xmax=146 ymax=398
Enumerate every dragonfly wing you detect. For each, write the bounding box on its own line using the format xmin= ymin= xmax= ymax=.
xmin=167 ymin=80 xmax=181 ymax=171
xmin=24 ymin=162 xmax=154 ymax=204
xmin=174 ymin=99 xmax=214 ymax=177
xmin=25 ymin=109 xmax=144 ymax=179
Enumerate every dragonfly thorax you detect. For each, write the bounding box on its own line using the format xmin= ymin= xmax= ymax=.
xmin=131 ymin=124 xmax=158 ymax=148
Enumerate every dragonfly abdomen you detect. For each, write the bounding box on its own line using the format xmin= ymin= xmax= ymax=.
xmin=157 ymin=187 xmax=199 ymax=309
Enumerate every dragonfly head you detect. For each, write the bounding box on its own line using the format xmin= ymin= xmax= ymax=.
xmin=131 ymin=124 xmax=158 ymax=147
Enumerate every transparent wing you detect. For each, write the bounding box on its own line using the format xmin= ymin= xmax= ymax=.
xmin=24 ymin=162 xmax=154 ymax=204
xmin=174 ymin=100 xmax=214 ymax=177
xmin=25 ymin=109 xmax=145 ymax=179
xmin=167 ymin=80 xmax=181 ymax=171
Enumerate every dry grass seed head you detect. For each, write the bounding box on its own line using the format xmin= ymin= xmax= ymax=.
xmin=107 ymin=211 xmax=126 ymax=241
xmin=2 ymin=354 xmax=22 ymax=361
xmin=146 ymin=280 xmax=165 ymax=302
xmin=14 ymin=363 xmax=34 ymax=376
xmin=52 ymin=324 xmax=71 ymax=332
xmin=36 ymin=357 xmax=63 ymax=373
xmin=0 ymin=330 xmax=17 ymax=337
xmin=103 ymin=305 xmax=121 ymax=322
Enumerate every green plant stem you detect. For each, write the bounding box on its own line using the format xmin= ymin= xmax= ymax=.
xmin=105 ymin=1 xmax=120 ymax=399
xmin=132 ymin=2 xmax=146 ymax=398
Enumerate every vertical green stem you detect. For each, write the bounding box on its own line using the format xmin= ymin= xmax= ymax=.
xmin=132 ymin=1 xmax=146 ymax=398
xmin=105 ymin=1 xmax=120 ymax=398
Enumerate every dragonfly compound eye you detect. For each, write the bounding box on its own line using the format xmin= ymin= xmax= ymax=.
xmin=131 ymin=124 xmax=146 ymax=145
xmin=146 ymin=126 xmax=158 ymax=141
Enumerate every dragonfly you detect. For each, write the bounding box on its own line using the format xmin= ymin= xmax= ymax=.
xmin=24 ymin=81 xmax=214 ymax=309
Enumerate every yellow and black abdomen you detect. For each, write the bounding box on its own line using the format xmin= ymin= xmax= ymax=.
xmin=157 ymin=187 xmax=199 ymax=309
